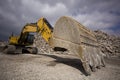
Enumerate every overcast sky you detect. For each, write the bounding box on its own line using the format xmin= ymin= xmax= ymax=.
xmin=0 ymin=0 xmax=120 ymax=40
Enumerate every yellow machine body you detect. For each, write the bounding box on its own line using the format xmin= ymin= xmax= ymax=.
xmin=9 ymin=18 xmax=53 ymax=46
xmin=9 ymin=36 xmax=19 ymax=45
xmin=37 ymin=18 xmax=53 ymax=42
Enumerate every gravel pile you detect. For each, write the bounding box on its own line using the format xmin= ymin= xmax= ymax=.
xmin=33 ymin=33 xmax=69 ymax=54
xmin=33 ymin=33 xmax=52 ymax=54
xmin=94 ymin=30 xmax=120 ymax=57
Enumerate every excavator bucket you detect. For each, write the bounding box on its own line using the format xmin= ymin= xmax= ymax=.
xmin=50 ymin=16 xmax=105 ymax=75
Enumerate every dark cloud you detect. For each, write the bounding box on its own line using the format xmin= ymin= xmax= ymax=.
xmin=0 ymin=0 xmax=120 ymax=40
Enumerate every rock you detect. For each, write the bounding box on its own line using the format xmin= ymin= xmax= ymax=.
xmin=33 ymin=33 xmax=69 ymax=54
xmin=94 ymin=30 xmax=120 ymax=57
xmin=0 ymin=41 xmax=8 ymax=52
xmin=33 ymin=33 xmax=52 ymax=54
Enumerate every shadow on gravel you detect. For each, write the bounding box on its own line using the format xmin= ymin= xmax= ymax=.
xmin=38 ymin=54 xmax=88 ymax=76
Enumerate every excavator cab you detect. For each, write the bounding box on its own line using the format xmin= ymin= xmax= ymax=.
xmin=24 ymin=32 xmax=36 ymax=44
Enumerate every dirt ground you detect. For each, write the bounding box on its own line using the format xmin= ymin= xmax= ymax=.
xmin=0 ymin=52 xmax=120 ymax=80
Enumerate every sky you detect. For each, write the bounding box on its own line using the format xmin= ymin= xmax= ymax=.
xmin=0 ymin=0 xmax=120 ymax=41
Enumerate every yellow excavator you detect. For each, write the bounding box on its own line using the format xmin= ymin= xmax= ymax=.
xmin=3 ymin=16 xmax=105 ymax=75
xmin=5 ymin=18 xmax=53 ymax=54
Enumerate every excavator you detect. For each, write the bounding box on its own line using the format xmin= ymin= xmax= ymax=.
xmin=3 ymin=16 xmax=105 ymax=75
xmin=4 ymin=18 xmax=53 ymax=54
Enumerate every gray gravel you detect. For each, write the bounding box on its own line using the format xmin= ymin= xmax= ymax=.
xmin=0 ymin=53 xmax=120 ymax=80
xmin=94 ymin=30 xmax=120 ymax=57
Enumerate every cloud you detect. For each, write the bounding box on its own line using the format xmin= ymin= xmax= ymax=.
xmin=0 ymin=0 xmax=120 ymax=40
xmin=21 ymin=0 xmax=68 ymax=24
xmin=73 ymin=11 xmax=120 ymax=30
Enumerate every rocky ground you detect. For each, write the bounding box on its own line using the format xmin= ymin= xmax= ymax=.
xmin=94 ymin=30 xmax=120 ymax=57
xmin=0 ymin=52 xmax=120 ymax=80
xmin=0 ymin=30 xmax=120 ymax=80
